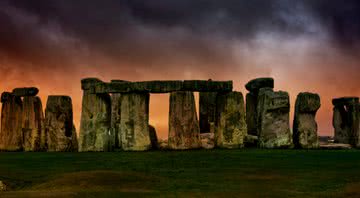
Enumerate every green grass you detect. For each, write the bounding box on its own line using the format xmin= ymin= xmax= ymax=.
xmin=0 ymin=149 xmax=360 ymax=197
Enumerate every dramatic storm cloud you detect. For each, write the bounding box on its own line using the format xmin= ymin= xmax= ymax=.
xmin=0 ymin=0 xmax=359 ymax=138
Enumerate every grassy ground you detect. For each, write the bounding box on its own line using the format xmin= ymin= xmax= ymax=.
xmin=0 ymin=149 xmax=360 ymax=197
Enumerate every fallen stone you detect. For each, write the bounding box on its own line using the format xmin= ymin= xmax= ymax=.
xmin=257 ymin=88 xmax=292 ymax=148
xmin=244 ymin=134 xmax=258 ymax=147
xmin=120 ymin=93 xmax=151 ymax=151
xmin=79 ymin=78 xmax=112 ymax=151
xmin=200 ymin=132 xmax=215 ymax=149
xmin=12 ymin=87 xmax=39 ymax=97
xmin=22 ymin=96 xmax=44 ymax=151
xmin=215 ymin=91 xmax=247 ymax=148
xmin=149 ymin=125 xmax=158 ymax=149
xmin=168 ymin=91 xmax=200 ymax=150
xmin=158 ymin=139 xmax=169 ymax=150
xmin=0 ymin=180 xmax=7 ymax=191
xmin=245 ymin=77 xmax=274 ymax=93
xmin=0 ymin=92 xmax=23 ymax=151
xmin=319 ymin=143 xmax=352 ymax=149
xmin=199 ymin=92 xmax=217 ymax=133
xmin=45 ymin=96 xmax=78 ymax=152
xmin=293 ymin=92 xmax=321 ymax=149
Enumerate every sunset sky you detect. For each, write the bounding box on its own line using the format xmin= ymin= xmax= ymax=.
xmin=0 ymin=0 xmax=359 ymax=139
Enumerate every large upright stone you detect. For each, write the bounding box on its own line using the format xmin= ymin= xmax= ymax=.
xmin=245 ymin=78 xmax=274 ymax=136
xmin=111 ymin=93 xmax=122 ymax=149
xmin=120 ymin=93 xmax=151 ymax=151
xmin=257 ymin=88 xmax=292 ymax=148
xmin=45 ymin=96 xmax=78 ymax=152
xmin=246 ymin=93 xmax=257 ymax=136
xmin=22 ymin=96 xmax=44 ymax=151
xmin=215 ymin=91 xmax=247 ymax=148
xmin=168 ymin=91 xmax=200 ymax=149
xmin=79 ymin=78 xmax=112 ymax=152
xmin=0 ymin=92 xmax=23 ymax=151
xmin=293 ymin=92 xmax=321 ymax=148
xmin=199 ymin=92 xmax=217 ymax=133
xmin=332 ymin=97 xmax=359 ymax=146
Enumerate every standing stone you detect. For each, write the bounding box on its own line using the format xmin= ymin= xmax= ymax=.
xmin=215 ymin=91 xmax=247 ymax=148
xmin=293 ymin=92 xmax=321 ymax=148
xmin=246 ymin=93 xmax=257 ymax=136
xmin=0 ymin=92 xmax=23 ymax=151
xmin=245 ymin=78 xmax=274 ymax=136
xmin=120 ymin=93 xmax=151 ymax=151
xmin=79 ymin=78 xmax=112 ymax=151
xmin=199 ymin=92 xmax=217 ymax=133
xmin=22 ymin=96 xmax=44 ymax=151
xmin=45 ymin=96 xmax=78 ymax=151
xmin=357 ymin=103 xmax=360 ymax=147
xmin=111 ymin=93 xmax=122 ymax=149
xmin=149 ymin=125 xmax=158 ymax=149
xmin=257 ymin=88 xmax=292 ymax=148
xmin=168 ymin=91 xmax=200 ymax=149
xmin=332 ymin=97 xmax=359 ymax=146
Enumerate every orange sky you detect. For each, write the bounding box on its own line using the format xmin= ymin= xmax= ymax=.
xmin=0 ymin=1 xmax=359 ymax=140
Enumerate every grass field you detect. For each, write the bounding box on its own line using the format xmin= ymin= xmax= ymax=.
xmin=0 ymin=149 xmax=360 ymax=197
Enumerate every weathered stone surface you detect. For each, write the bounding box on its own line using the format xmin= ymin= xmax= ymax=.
xmin=215 ymin=91 xmax=247 ymax=148
xmin=79 ymin=78 xmax=112 ymax=151
xmin=246 ymin=93 xmax=257 ymax=136
xmin=120 ymin=93 xmax=151 ymax=151
xmin=333 ymin=97 xmax=359 ymax=146
xmin=92 ymin=80 xmax=233 ymax=94
xmin=168 ymin=91 xmax=200 ymax=149
xmin=149 ymin=125 xmax=158 ymax=149
xmin=199 ymin=92 xmax=217 ymax=133
xmin=332 ymin=97 xmax=359 ymax=106
xmin=293 ymin=93 xmax=321 ymax=149
xmin=111 ymin=93 xmax=122 ymax=148
xmin=200 ymin=132 xmax=215 ymax=149
xmin=319 ymin=143 xmax=352 ymax=149
xmin=81 ymin=78 xmax=102 ymax=90
xmin=0 ymin=92 xmax=23 ymax=151
xmin=12 ymin=87 xmax=39 ymax=97
xmin=45 ymin=96 xmax=78 ymax=152
xmin=22 ymin=96 xmax=44 ymax=151
xmin=245 ymin=78 xmax=274 ymax=93
xmin=257 ymin=89 xmax=292 ymax=148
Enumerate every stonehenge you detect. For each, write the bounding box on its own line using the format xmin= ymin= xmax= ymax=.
xmin=293 ymin=93 xmax=321 ymax=148
xmin=0 ymin=92 xmax=23 ymax=151
xmin=168 ymin=91 xmax=200 ymax=149
xmin=22 ymin=96 xmax=44 ymax=151
xmin=0 ymin=77 xmax=359 ymax=152
xmin=120 ymin=92 xmax=151 ymax=151
xmin=79 ymin=78 xmax=112 ymax=151
xmin=0 ymin=88 xmax=77 ymax=152
xmin=215 ymin=91 xmax=247 ymax=148
xmin=45 ymin=96 xmax=78 ymax=152
xmin=332 ymin=97 xmax=360 ymax=146
xmin=245 ymin=78 xmax=274 ymax=136
xmin=257 ymin=88 xmax=292 ymax=148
